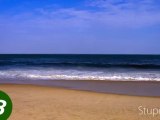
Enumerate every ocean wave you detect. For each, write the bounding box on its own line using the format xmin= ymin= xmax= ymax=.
xmin=0 ymin=55 xmax=160 ymax=81
xmin=0 ymin=68 xmax=160 ymax=81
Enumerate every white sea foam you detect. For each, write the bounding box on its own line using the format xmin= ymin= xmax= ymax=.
xmin=0 ymin=68 xmax=160 ymax=81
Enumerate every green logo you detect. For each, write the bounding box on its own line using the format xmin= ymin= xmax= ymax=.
xmin=0 ymin=91 xmax=12 ymax=120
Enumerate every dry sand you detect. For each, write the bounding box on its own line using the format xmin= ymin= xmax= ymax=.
xmin=1 ymin=84 xmax=160 ymax=120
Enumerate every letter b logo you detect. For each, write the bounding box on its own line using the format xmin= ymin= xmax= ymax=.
xmin=0 ymin=100 xmax=7 ymax=115
xmin=0 ymin=91 xmax=12 ymax=120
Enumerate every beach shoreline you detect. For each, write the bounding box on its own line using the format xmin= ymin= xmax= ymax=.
xmin=1 ymin=84 xmax=160 ymax=120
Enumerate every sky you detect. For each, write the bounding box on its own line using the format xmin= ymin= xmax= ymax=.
xmin=0 ymin=0 xmax=160 ymax=54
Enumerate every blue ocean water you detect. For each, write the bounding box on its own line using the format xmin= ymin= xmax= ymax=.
xmin=0 ymin=54 xmax=160 ymax=81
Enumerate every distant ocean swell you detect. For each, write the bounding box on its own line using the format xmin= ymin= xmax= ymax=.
xmin=0 ymin=61 xmax=160 ymax=69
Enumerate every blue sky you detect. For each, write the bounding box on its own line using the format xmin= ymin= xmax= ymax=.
xmin=0 ymin=0 xmax=160 ymax=54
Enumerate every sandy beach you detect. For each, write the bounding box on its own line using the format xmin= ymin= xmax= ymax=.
xmin=1 ymin=84 xmax=160 ymax=120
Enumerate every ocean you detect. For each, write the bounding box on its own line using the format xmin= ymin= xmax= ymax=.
xmin=0 ymin=54 xmax=160 ymax=81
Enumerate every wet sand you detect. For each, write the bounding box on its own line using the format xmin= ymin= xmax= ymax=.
xmin=1 ymin=79 xmax=160 ymax=96
xmin=0 ymin=84 xmax=160 ymax=120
